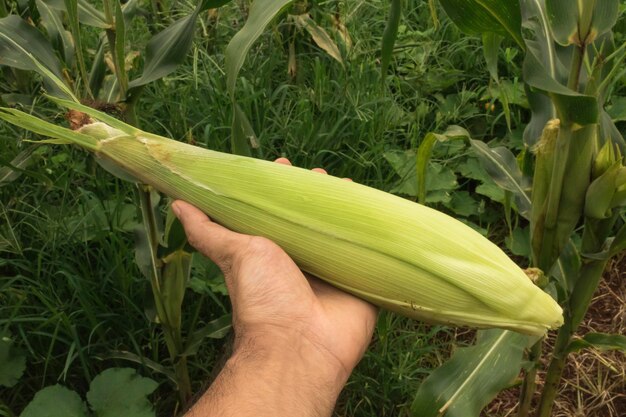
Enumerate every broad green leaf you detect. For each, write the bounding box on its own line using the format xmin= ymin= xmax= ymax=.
xmin=521 ymin=0 xmax=559 ymax=79
xmin=447 ymin=191 xmax=480 ymax=217
xmin=585 ymin=162 xmax=626 ymax=219
xmin=0 ymin=16 xmax=61 ymax=77
xmin=545 ymin=0 xmax=578 ymax=46
xmin=607 ymin=97 xmax=626 ymax=122
xmin=113 ymin=0 xmax=128 ymax=95
xmin=42 ymin=0 xmax=108 ymax=28
xmin=550 ymin=239 xmax=581 ymax=297
xmin=482 ymin=32 xmax=503 ymax=82
xmin=547 ymin=0 xmax=619 ymax=46
xmin=231 ymin=103 xmax=256 ymax=156
xmin=36 ymin=0 xmax=74 ymax=65
xmin=416 ymin=126 xmax=469 ymax=204
xmin=0 ymin=332 xmax=26 ymax=387
xmin=599 ymin=111 xmax=626 ymax=155
xmin=587 ymin=0 xmax=619 ymax=43
xmin=129 ymin=9 xmax=200 ymax=89
xmin=86 ymin=368 xmax=158 ymax=417
xmin=439 ymin=0 xmax=523 ymax=48
xmin=470 ymin=140 xmax=531 ymax=218
xmin=608 ymin=222 xmax=626 ymax=257
xmin=523 ymin=50 xmax=598 ymax=125
xmin=64 ymin=0 xmax=92 ymax=98
xmin=20 ymin=385 xmax=88 ymax=417
xmin=0 ymin=16 xmax=76 ymax=100
xmin=380 ymin=0 xmax=401 ymax=83
xmin=295 ymin=14 xmax=343 ymax=65
xmin=520 ymin=0 xmax=559 ymax=145
xmin=457 ymin=157 xmax=506 ymax=203
xmin=384 ymin=150 xmax=457 ymax=200
xmin=505 ymin=226 xmax=531 ymax=257
xmin=566 ymin=332 xmax=626 ymax=354
xmin=412 ymin=330 xmax=534 ymax=417
xmin=225 ymin=0 xmax=294 ymax=96
xmin=160 ymin=249 xmax=192 ymax=333
xmin=88 ymin=38 xmax=107 ymax=97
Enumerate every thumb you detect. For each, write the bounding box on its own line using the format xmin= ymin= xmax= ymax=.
xmin=171 ymin=200 xmax=249 ymax=272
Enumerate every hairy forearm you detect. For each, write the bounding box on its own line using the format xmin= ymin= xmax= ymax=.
xmin=186 ymin=335 xmax=348 ymax=417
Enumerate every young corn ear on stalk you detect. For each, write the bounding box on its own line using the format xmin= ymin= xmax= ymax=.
xmin=0 ymin=99 xmax=563 ymax=336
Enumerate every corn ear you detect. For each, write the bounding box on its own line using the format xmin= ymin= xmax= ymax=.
xmin=0 ymin=101 xmax=563 ymax=335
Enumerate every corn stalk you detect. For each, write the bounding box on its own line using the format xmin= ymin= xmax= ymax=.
xmin=410 ymin=1 xmax=626 ymax=416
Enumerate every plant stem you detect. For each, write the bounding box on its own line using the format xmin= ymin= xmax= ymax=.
xmin=535 ymin=259 xmax=608 ymax=417
xmin=517 ymin=341 xmax=542 ymax=417
xmin=567 ymin=44 xmax=585 ymax=92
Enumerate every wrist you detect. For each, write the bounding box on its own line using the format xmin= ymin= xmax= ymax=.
xmin=227 ymin=329 xmax=349 ymax=416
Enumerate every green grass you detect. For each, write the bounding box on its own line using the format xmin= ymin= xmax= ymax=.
xmin=0 ymin=0 xmax=531 ymax=415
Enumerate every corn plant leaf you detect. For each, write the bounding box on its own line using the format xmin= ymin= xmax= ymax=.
xmin=86 ymin=368 xmax=158 ymax=417
xmin=608 ymin=222 xmax=626 ymax=257
xmin=0 ymin=332 xmax=26 ymax=388
xmin=545 ymin=0 xmax=579 ymax=46
xmin=523 ymin=50 xmax=598 ymax=125
xmin=36 ymin=0 xmax=74 ymax=65
xmin=41 ymin=0 xmax=108 ymax=28
xmin=600 ymin=110 xmax=626 ymax=155
xmin=585 ymin=162 xmax=625 ymax=219
xmin=566 ymin=332 xmax=626 ymax=354
xmin=550 ymin=239 xmax=581 ymax=297
xmin=438 ymin=0 xmax=523 ymax=48
xmin=231 ymin=103 xmax=256 ymax=156
xmin=64 ymin=0 xmax=92 ymax=98
xmin=0 ymin=16 xmax=76 ymax=100
xmin=182 ymin=313 xmax=233 ymax=357
xmin=295 ymin=14 xmax=343 ymax=65
xmin=0 ymin=15 xmax=62 ymax=78
xmin=225 ymin=0 xmax=294 ymax=96
xmin=470 ymin=140 xmax=531 ymax=218
xmin=20 ymin=385 xmax=88 ymax=417
xmin=416 ymin=126 xmax=469 ymax=204
xmin=520 ymin=0 xmax=558 ymax=146
xmin=547 ymin=0 xmax=618 ymax=46
xmin=587 ymin=0 xmax=619 ymax=43
xmin=482 ymin=32 xmax=503 ymax=82
xmin=113 ymin=0 xmax=128 ymax=95
xmin=412 ymin=330 xmax=534 ymax=417
xmin=225 ymin=0 xmax=294 ymax=155
xmin=380 ymin=0 xmax=401 ymax=83
xmin=128 ymin=7 xmax=201 ymax=89
xmin=160 ymin=249 xmax=192 ymax=334
xmin=607 ymin=97 xmax=626 ymax=122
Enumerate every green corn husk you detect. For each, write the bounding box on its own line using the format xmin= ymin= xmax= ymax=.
xmin=0 ymin=99 xmax=563 ymax=336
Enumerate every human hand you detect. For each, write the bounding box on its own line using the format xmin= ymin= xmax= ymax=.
xmin=176 ymin=158 xmax=377 ymax=416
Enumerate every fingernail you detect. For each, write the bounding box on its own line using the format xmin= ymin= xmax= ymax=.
xmin=172 ymin=201 xmax=181 ymax=217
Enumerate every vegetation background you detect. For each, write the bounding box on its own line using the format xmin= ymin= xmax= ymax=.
xmin=0 ymin=0 xmax=624 ymax=416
